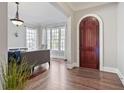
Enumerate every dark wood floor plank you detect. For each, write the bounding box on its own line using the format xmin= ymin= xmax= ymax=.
xmin=25 ymin=59 xmax=124 ymax=90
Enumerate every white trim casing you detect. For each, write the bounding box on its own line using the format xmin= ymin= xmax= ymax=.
xmin=77 ymin=14 xmax=104 ymax=71
xmin=66 ymin=16 xmax=72 ymax=69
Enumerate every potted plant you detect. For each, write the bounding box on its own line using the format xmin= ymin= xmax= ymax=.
xmin=0 ymin=57 xmax=31 ymax=90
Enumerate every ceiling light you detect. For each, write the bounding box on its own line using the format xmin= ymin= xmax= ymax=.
xmin=10 ymin=2 xmax=24 ymax=26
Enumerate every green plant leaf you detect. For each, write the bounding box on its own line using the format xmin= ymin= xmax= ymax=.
xmin=0 ymin=56 xmax=31 ymax=90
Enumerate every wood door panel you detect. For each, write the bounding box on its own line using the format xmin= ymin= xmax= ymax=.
xmin=80 ymin=16 xmax=99 ymax=70
xmin=81 ymin=51 xmax=97 ymax=64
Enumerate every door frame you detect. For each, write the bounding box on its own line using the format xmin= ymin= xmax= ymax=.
xmin=77 ymin=14 xmax=104 ymax=71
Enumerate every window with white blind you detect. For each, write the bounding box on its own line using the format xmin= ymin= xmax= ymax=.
xmin=60 ymin=27 xmax=65 ymax=51
xmin=26 ymin=27 xmax=37 ymax=50
xmin=46 ymin=26 xmax=66 ymax=51
xmin=51 ymin=28 xmax=59 ymax=50
xmin=46 ymin=28 xmax=51 ymax=49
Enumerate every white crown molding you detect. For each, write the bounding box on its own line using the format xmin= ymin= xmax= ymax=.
xmin=50 ymin=2 xmax=73 ymax=17
xmin=66 ymin=2 xmax=117 ymax=12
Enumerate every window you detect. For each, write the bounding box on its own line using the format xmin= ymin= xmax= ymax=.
xmin=26 ymin=27 xmax=37 ymax=50
xmin=46 ymin=28 xmax=51 ymax=49
xmin=60 ymin=27 xmax=65 ymax=51
xmin=46 ymin=26 xmax=66 ymax=51
xmin=51 ymin=28 xmax=59 ymax=50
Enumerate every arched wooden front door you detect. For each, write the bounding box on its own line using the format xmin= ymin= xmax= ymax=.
xmin=79 ymin=16 xmax=99 ymax=70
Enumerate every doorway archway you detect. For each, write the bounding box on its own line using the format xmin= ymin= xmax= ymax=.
xmin=77 ymin=14 xmax=103 ymax=71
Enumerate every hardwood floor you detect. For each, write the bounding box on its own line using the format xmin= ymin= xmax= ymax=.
xmin=25 ymin=59 xmax=124 ymax=90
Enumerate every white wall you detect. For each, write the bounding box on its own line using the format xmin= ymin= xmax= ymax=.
xmin=8 ymin=20 xmax=26 ymax=49
xmin=8 ymin=20 xmax=41 ymax=49
xmin=117 ymin=3 xmax=124 ymax=77
xmin=0 ymin=2 xmax=8 ymax=89
xmin=37 ymin=26 xmax=42 ymax=49
xmin=72 ymin=3 xmax=118 ymax=68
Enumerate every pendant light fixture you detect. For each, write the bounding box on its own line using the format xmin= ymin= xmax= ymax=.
xmin=10 ymin=2 xmax=24 ymax=26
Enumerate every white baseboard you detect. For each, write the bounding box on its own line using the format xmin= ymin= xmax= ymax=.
xmin=103 ymin=67 xmax=124 ymax=86
xmin=66 ymin=63 xmax=73 ymax=69
xmin=72 ymin=62 xmax=78 ymax=67
xmin=116 ymin=69 xmax=124 ymax=86
xmin=51 ymin=56 xmax=65 ymax=59
xmin=66 ymin=64 xmax=124 ymax=86
xmin=73 ymin=65 xmax=124 ymax=86
xmin=103 ymin=67 xmax=118 ymax=73
xmin=66 ymin=62 xmax=77 ymax=69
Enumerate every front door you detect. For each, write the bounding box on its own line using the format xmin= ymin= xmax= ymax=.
xmin=79 ymin=16 xmax=99 ymax=69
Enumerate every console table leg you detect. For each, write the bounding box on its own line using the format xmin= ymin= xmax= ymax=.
xmin=48 ymin=61 xmax=50 ymax=68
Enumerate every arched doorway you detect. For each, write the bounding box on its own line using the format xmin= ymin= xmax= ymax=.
xmin=79 ymin=16 xmax=100 ymax=70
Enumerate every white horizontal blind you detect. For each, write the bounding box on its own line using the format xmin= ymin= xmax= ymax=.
xmin=46 ymin=26 xmax=66 ymax=58
xmin=26 ymin=27 xmax=37 ymax=50
xmin=51 ymin=28 xmax=59 ymax=50
xmin=60 ymin=27 xmax=65 ymax=51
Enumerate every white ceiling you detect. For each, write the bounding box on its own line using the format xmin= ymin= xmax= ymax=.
xmin=8 ymin=2 xmax=110 ymax=26
xmin=8 ymin=2 xmax=67 ymax=26
xmin=66 ymin=2 xmax=110 ymax=11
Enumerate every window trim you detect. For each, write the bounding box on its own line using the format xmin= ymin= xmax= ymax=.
xmin=26 ymin=27 xmax=37 ymax=50
xmin=46 ymin=25 xmax=66 ymax=51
